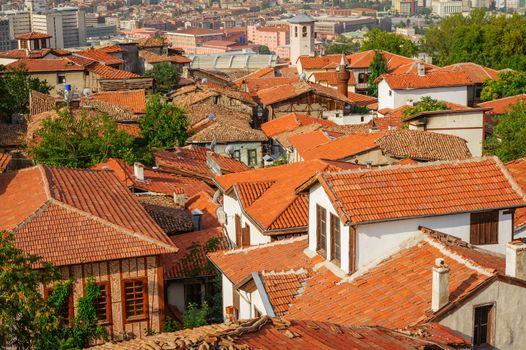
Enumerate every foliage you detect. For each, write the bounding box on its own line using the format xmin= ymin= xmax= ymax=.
xmin=402 ymin=97 xmax=449 ymax=118
xmin=324 ymin=35 xmax=359 ymax=55
xmin=0 ymin=231 xmax=60 ymax=349
xmin=421 ymin=9 xmax=526 ymax=70
xmin=140 ymin=94 xmax=189 ymax=148
xmin=183 ymin=302 xmax=209 ymax=329
xmin=368 ymin=50 xmax=389 ymax=97
xmin=163 ymin=316 xmax=180 ymax=332
xmin=361 ymin=28 xmax=419 ymax=57
xmin=351 ymin=105 xmax=370 ymax=114
xmin=485 ymin=102 xmax=526 ymax=162
xmin=30 ymin=108 xmax=137 ymax=168
xmin=145 ymin=62 xmax=180 ymax=94
xmin=180 ymin=237 xmax=221 ymax=278
xmin=258 ymin=45 xmax=271 ymax=54
xmin=480 ymin=71 xmax=526 ymax=102
xmin=0 ymin=65 xmax=51 ymax=121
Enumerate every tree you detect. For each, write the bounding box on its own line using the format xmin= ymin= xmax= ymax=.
xmin=480 ymin=71 xmax=526 ymax=102
xmin=0 ymin=65 xmax=51 ymax=121
xmin=361 ymin=28 xmax=418 ymax=57
xmin=30 ymin=108 xmax=136 ymax=168
xmin=325 ymin=35 xmax=359 ymax=55
xmin=145 ymin=63 xmax=180 ymax=94
xmin=183 ymin=302 xmax=209 ymax=329
xmin=485 ymin=102 xmax=526 ymax=162
xmin=140 ymin=94 xmax=189 ymax=148
xmin=258 ymin=45 xmax=271 ymax=54
xmin=402 ymin=97 xmax=449 ymax=119
xmin=368 ymin=50 xmax=388 ymax=97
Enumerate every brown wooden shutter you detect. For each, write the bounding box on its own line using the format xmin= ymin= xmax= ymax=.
xmin=316 ymin=205 xmax=322 ymax=251
xmin=235 ymin=215 xmax=241 ymax=246
xmin=330 ymin=214 xmax=335 ymax=261
xmin=349 ymin=226 xmax=356 ymax=273
xmin=470 ymin=211 xmax=499 ymax=245
xmin=242 ymin=225 xmax=251 ymax=247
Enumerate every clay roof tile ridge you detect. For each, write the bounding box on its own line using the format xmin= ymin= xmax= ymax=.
xmin=221 ymin=235 xmax=307 ymax=256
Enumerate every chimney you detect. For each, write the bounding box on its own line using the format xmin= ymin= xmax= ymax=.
xmin=192 ymin=209 xmax=203 ymax=231
xmin=173 ymin=193 xmax=189 ymax=207
xmin=133 ymin=162 xmax=144 ymax=181
xmin=417 ymin=63 xmax=426 ymax=77
xmin=506 ymin=240 xmax=526 ymax=280
xmin=431 ymin=258 xmax=450 ymax=312
xmin=335 ymin=54 xmax=350 ymax=98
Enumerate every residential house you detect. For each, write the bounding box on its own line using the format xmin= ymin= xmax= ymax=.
xmin=505 ymin=158 xmax=526 ymax=239
xmin=88 ymin=316 xmax=470 ymax=349
xmin=477 ymin=94 xmax=526 ymax=136
xmin=214 ymin=159 xmax=360 ymax=247
xmin=136 ymin=37 xmax=169 ymax=55
xmin=442 ymin=63 xmax=499 ymax=106
xmin=0 ymin=165 xmax=178 ymax=339
xmin=138 ymin=50 xmax=191 ymax=75
xmin=183 ymin=104 xmax=267 ymax=168
xmin=209 ymin=157 xmax=526 ymax=349
xmin=155 ymin=146 xmax=249 ymax=186
xmin=74 ymin=48 xmax=125 ymax=70
xmin=376 ymin=69 xmax=473 ymax=110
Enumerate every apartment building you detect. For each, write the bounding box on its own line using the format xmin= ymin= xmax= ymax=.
xmin=247 ymin=25 xmax=289 ymax=53
xmin=31 ymin=7 xmax=86 ymax=49
xmin=166 ymin=28 xmax=224 ymax=54
xmin=0 ymin=10 xmax=31 ymax=41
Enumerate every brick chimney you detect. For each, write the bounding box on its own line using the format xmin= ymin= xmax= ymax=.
xmin=336 ymin=54 xmax=350 ymax=98
xmin=506 ymin=239 xmax=526 ymax=280
xmin=432 ymin=258 xmax=450 ymax=312
xmin=133 ymin=162 xmax=144 ymax=181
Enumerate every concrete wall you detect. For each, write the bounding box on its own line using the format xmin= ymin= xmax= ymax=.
xmin=223 ymin=193 xmax=271 ymax=246
xmin=440 ymin=280 xmax=526 ymax=349
xmin=29 ymin=71 xmax=86 ymax=97
xmin=221 ymin=274 xmax=233 ymax=320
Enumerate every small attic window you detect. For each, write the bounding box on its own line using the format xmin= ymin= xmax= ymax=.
xmin=302 ymin=26 xmax=307 ymax=37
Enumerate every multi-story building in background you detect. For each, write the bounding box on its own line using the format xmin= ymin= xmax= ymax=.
xmin=0 ymin=18 xmax=13 ymax=51
xmin=166 ymin=28 xmax=224 ymax=54
xmin=31 ymin=7 xmax=86 ymax=48
xmin=247 ymin=25 xmax=288 ymax=52
xmin=0 ymin=10 xmax=31 ymax=43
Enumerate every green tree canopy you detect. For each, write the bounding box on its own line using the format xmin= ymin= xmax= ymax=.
xmin=402 ymin=96 xmax=449 ymax=118
xmin=368 ymin=50 xmax=389 ymax=97
xmin=0 ymin=65 xmax=51 ymax=121
xmin=421 ymin=9 xmax=526 ymax=70
xmin=325 ymin=35 xmax=359 ymax=55
xmin=258 ymin=45 xmax=271 ymax=54
xmin=361 ymin=28 xmax=419 ymax=57
xmin=485 ymin=101 xmax=526 ymax=162
xmin=145 ymin=62 xmax=180 ymax=94
xmin=140 ymin=94 xmax=189 ymax=149
xmin=29 ymin=108 xmax=137 ymax=168
xmin=480 ymin=71 xmax=526 ymax=102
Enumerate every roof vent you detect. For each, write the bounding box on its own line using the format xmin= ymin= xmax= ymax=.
xmin=133 ymin=162 xmax=144 ymax=181
xmin=192 ymin=209 xmax=203 ymax=231
xmin=417 ymin=63 xmax=425 ymax=77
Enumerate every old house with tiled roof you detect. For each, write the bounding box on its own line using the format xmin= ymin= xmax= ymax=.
xmin=0 ymin=165 xmax=178 ymax=339
xmin=505 ymin=158 xmax=526 ymax=238
xmin=209 ymin=157 xmax=526 ymax=349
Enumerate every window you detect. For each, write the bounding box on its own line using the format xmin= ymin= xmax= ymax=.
xmin=473 ymin=304 xmax=494 ymax=347
xmin=241 ymin=224 xmax=251 ymax=247
xmin=330 ymin=214 xmax=341 ymax=264
xmin=302 ymin=26 xmax=307 ymax=37
xmin=57 ymin=73 xmax=66 ymax=84
xmin=122 ymin=279 xmax=147 ymax=321
xmin=294 ymin=26 xmax=298 ymax=38
xmin=45 ymin=286 xmax=74 ymax=325
xmin=389 ymin=90 xmax=392 ymax=96
xmin=248 ymin=149 xmax=257 ymax=166
xmin=358 ymin=73 xmax=368 ymax=84
xmin=470 ymin=211 xmax=499 ymax=245
xmin=94 ymin=282 xmax=111 ymax=323
xmin=232 ymin=150 xmax=241 ymax=161
xmin=235 ymin=214 xmax=242 ymax=246
xmin=316 ymin=205 xmax=327 ymax=258
xmin=184 ymin=283 xmax=202 ymax=306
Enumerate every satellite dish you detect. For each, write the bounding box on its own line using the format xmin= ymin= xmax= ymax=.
xmin=225 ymin=144 xmax=235 ymax=155
xmin=208 ymin=112 xmax=216 ymax=121
xmin=201 ymin=78 xmax=208 ymax=84
xmin=82 ymin=88 xmax=91 ymax=98
xmin=300 ymin=72 xmax=307 ymax=81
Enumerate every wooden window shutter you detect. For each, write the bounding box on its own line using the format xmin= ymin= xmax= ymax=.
xmin=233 ymin=289 xmax=240 ymax=311
xmin=242 ymin=225 xmax=251 ymax=247
xmin=471 ymin=211 xmax=499 ymax=245
xmin=330 ymin=214 xmax=335 ymax=261
xmin=349 ymin=226 xmax=356 ymax=273
xmin=235 ymin=215 xmax=241 ymax=246
xmin=316 ymin=205 xmax=322 ymax=251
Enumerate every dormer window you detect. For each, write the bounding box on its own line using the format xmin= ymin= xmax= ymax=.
xmin=316 ymin=205 xmax=327 ymax=258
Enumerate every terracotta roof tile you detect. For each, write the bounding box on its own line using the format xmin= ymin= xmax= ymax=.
xmin=317 ymin=157 xmax=526 ymax=225
xmin=477 ymin=94 xmax=526 ymax=116
xmin=261 ymin=113 xmax=336 ymax=137
xmin=87 ymin=63 xmax=142 ymax=79
xmin=505 ymin=158 xmax=526 ymax=230
xmin=287 ymin=130 xmax=331 ymax=155
xmin=98 ymin=45 xmax=124 ymax=53
xmin=0 ymin=153 xmax=12 ymax=172
xmin=7 ymin=58 xmax=85 ymax=72
xmin=311 ymin=70 xmax=356 ymax=85
xmin=0 ymin=123 xmax=26 ymax=147
xmin=164 ymin=227 xmax=228 ymax=279
xmin=75 ymin=49 xmax=124 ymax=65
xmin=15 ymin=31 xmax=51 ymax=39
xmin=136 ymin=195 xmax=193 ymax=235
xmin=261 ymin=272 xmax=308 ymax=315
xmin=380 ymin=70 xmax=472 ymax=90
xmin=376 ymin=129 xmax=472 ymax=161
xmin=139 ymin=50 xmax=191 ymax=64
xmin=185 ymin=191 xmax=220 ymax=229
xmin=347 ymin=50 xmax=424 ymax=70
xmin=441 ymin=63 xmax=499 ymax=84
xmin=87 ymin=90 xmax=146 ymax=114
xmin=116 ymin=123 xmax=141 ymax=137
xmin=298 ymin=54 xmax=347 ymax=69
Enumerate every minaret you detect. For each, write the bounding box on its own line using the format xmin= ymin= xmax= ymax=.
xmin=335 ymin=54 xmax=350 ymax=97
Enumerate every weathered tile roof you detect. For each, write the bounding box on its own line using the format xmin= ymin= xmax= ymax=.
xmin=29 ymin=90 xmax=55 ymax=116
xmin=298 ymin=54 xmax=348 ymax=69
xmin=92 ymin=158 xmax=214 ymax=197
xmin=7 ymin=58 xmax=85 ymax=72
xmin=0 ymin=166 xmax=177 ymax=266
xmin=347 ymin=50 xmax=425 ymax=70
xmin=261 ymin=112 xmax=336 ymax=137
xmin=164 ymin=227 xmax=228 ymax=280
xmin=376 ymin=129 xmax=472 ymax=161
xmin=87 ymin=62 xmax=143 ymax=79
xmin=505 ymin=158 xmax=526 ymax=230
xmin=441 ymin=63 xmax=499 ymax=84
xmin=477 ymin=94 xmax=526 ymax=116
xmin=287 ymin=130 xmax=331 ymax=154
xmin=139 ymin=50 xmax=191 ymax=64
xmin=261 ymin=271 xmax=308 ymax=316
xmin=379 ymin=70 xmax=472 ymax=90
xmin=185 ymin=191 xmax=220 ymax=229
xmin=187 ymin=118 xmax=268 ymax=143
xmin=0 ymin=123 xmax=26 ymax=147
xmin=0 ymin=153 xmax=12 ymax=172
xmin=85 ymin=90 xmax=146 ymax=114
xmin=136 ymin=195 xmax=193 ymax=235
xmin=15 ymin=31 xmax=51 ymax=39
xmin=216 ymin=160 xmax=359 ymax=232
xmin=75 ymin=49 xmax=124 ymax=66
xmin=274 ymin=123 xmax=328 ymax=149
xmin=90 ymin=316 xmax=468 ymax=350
xmin=314 ymin=157 xmax=526 ymax=225
xmin=311 ymin=70 xmax=356 ymax=85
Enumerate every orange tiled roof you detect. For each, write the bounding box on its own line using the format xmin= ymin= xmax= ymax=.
xmin=98 ymin=45 xmax=124 ymax=53
xmin=139 ymin=50 xmax=191 ymax=64
xmin=87 ymin=62 xmax=142 ymax=79
xmin=234 ymin=67 xmax=276 ymax=84
xmin=75 ymin=49 xmax=124 ymax=65
xmin=505 ymin=158 xmax=526 ymax=230
xmin=379 ymin=70 xmax=473 ymax=90
xmin=477 ymin=94 xmax=526 ymax=116
xmin=89 ymin=90 xmax=146 ymax=114
xmin=15 ymin=31 xmax=51 ymax=40
xmin=6 ymin=58 xmax=85 ymax=72
xmin=298 ymin=54 xmax=348 ymax=69
xmin=0 ymin=153 xmax=12 ymax=172
xmin=244 ymin=77 xmax=298 ymax=97
xmin=261 ymin=112 xmax=336 ymax=137
xmin=287 ymin=130 xmax=332 ymax=155
xmin=261 ymin=271 xmax=308 ymax=316
xmin=347 ymin=50 xmax=422 ymax=70
xmin=256 ymin=82 xmax=312 ymax=106
xmin=311 ymin=70 xmax=357 ymax=85
xmin=0 ymin=166 xmax=176 ymax=266
xmin=116 ymin=122 xmax=141 ymax=137
xmin=185 ymin=191 xmax=220 ymax=229
xmin=92 ymin=158 xmax=213 ymax=197
xmin=164 ymin=227 xmax=228 ymax=280
xmin=216 ymin=160 xmax=359 ymax=232
xmin=441 ymin=63 xmax=499 ymax=84
xmin=316 ymin=157 xmax=526 ymax=225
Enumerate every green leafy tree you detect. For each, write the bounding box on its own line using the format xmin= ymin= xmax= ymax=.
xmin=361 ymin=28 xmax=418 ymax=57
xmin=325 ymin=35 xmax=359 ymax=55
xmin=480 ymin=71 xmax=526 ymax=102
xmin=368 ymin=50 xmax=389 ymax=97
xmin=145 ymin=62 xmax=180 ymax=94
xmin=0 ymin=232 xmax=61 ymax=349
xmin=0 ymin=65 xmax=51 ymax=121
xmin=258 ymin=45 xmax=271 ymax=54
xmin=183 ymin=302 xmax=209 ymax=329
xmin=140 ymin=94 xmax=189 ymax=148
xmin=485 ymin=102 xmax=526 ymax=162
xmin=402 ymin=96 xmax=449 ymax=118
xmin=30 ymin=108 xmax=136 ymax=168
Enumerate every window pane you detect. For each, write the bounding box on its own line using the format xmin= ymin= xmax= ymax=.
xmin=124 ymin=280 xmax=146 ymax=319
